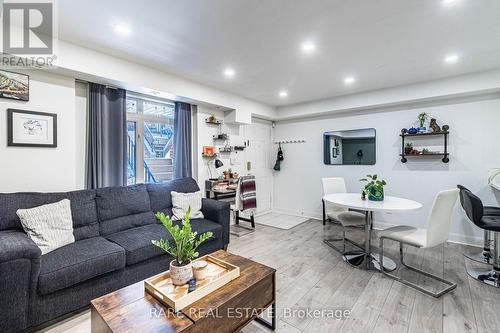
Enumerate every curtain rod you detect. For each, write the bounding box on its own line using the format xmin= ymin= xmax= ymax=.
xmin=75 ymin=78 xmax=119 ymax=90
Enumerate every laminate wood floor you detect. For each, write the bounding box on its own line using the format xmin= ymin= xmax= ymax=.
xmin=233 ymin=219 xmax=500 ymax=333
xmin=38 ymin=217 xmax=500 ymax=333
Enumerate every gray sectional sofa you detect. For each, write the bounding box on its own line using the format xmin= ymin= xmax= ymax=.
xmin=0 ymin=177 xmax=230 ymax=333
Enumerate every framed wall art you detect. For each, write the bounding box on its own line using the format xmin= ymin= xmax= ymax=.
xmin=7 ymin=109 xmax=57 ymax=148
xmin=0 ymin=70 xmax=29 ymax=101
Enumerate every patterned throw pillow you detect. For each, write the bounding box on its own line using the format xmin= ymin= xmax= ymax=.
xmin=16 ymin=199 xmax=75 ymax=255
xmin=171 ymin=191 xmax=204 ymax=221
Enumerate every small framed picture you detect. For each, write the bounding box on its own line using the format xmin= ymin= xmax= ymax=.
xmin=7 ymin=109 xmax=57 ymax=148
xmin=0 ymin=70 xmax=29 ymax=101
xmin=203 ymin=146 xmax=215 ymax=156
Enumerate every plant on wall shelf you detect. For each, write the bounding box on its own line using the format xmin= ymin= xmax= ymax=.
xmin=360 ymin=174 xmax=387 ymax=201
xmin=405 ymin=142 xmax=413 ymax=154
xmin=418 ymin=112 xmax=428 ymax=129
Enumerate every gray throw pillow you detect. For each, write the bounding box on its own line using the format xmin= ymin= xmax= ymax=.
xmin=16 ymin=199 xmax=75 ymax=255
xmin=171 ymin=191 xmax=204 ymax=220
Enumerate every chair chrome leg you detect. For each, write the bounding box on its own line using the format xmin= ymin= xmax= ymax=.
xmin=379 ymin=237 xmax=457 ymax=298
xmin=464 ymin=230 xmax=492 ymax=264
xmin=467 ymin=231 xmax=500 ymax=288
xmin=324 ymin=227 xmax=364 ymax=254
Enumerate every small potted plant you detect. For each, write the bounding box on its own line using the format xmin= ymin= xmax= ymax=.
xmin=404 ymin=142 xmax=413 ymax=154
xmin=152 ymin=208 xmax=213 ymax=286
xmin=360 ymin=174 xmax=387 ymax=201
xmin=418 ymin=112 xmax=428 ymax=133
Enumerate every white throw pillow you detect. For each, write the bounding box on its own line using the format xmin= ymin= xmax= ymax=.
xmin=16 ymin=199 xmax=75 ymax=255
xmin=171 ymin=191 xmax=204 ymax=221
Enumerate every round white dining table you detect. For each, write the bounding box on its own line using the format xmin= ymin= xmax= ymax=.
xmin=323 ymin=193 xmax=423 ymax=271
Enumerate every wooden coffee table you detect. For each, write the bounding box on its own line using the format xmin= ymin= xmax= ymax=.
xmin=91 ymin=250 xmax=276 ymax=332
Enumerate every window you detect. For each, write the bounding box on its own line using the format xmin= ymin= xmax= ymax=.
xmin=126 ymin=95 xmax=175 ymax=184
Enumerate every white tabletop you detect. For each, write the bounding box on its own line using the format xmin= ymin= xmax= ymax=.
xmin=323 ymin=193 xmax=423 ymax=212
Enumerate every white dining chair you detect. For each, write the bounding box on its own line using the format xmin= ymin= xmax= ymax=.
xmin=322 ymin=177 xmax=365 ymax=253
xmin=379 ymin=188 xmax=459 ymax=298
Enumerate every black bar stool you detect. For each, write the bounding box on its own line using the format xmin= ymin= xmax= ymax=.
xmin=457 ymin=185 xmax=500 ymax=264
xmin=458 ymin=187 xmax=500 ymax=287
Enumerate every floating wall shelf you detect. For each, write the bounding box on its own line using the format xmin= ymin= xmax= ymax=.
xmin=400 ymin=126 xmax=450 ymax=163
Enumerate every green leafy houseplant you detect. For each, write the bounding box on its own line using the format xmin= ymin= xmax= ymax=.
xmin=152 ymin=208 xmax=213 ymax=266
xmin=360 ymin=174 xmax=387 ymax=201
xmin=152 ymin=207 xmax=214 ymax=285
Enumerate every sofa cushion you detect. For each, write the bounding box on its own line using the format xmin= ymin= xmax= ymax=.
xmin=96 ymin=184 xmax=156 ymax=236
xmin=105 ymin=218 xmax=223 ymax=266
xmin=105 ymin=224 xmax=170 ymax=266
xmin=0 ymin=190 xmax=98 ymax=241
xmin=147 ymin=178 xmax=200 ymax=214
xmin=38 ymin=237 xmax=125 ymax=295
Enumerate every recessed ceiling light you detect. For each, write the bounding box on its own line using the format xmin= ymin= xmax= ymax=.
xmin=149 ymin=90 xmax=160 ymax=95
xmin=444 ymin=54 xmax=459 ymax=64
xmin=301 ymin=41 xmax=316 ymax=54
xmin=223 ymin=67 xmax=235 ymax=78
xmin=279 ymin=90 xmax=288 ymax=98
xmin=113 ymin=24 xmax=131 ymax=36
xmin=442 ymin=0 xmax=458 ymax=6
xmin=344 ymin=76 xmax=356 ymax=85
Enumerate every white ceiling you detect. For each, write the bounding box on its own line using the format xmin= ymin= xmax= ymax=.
xmin=58 ymin=0 xmax=500 ymax=106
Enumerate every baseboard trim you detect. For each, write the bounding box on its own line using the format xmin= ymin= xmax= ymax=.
xmin=272 ymin=208 xmax=483 ymax=247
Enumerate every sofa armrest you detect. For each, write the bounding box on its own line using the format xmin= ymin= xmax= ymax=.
xmin=201 ymin=198 xmax=230 ymax=247
xmin=0 ymin=231 xmax=41 ymax=332
xmin=0 ymin=230 xmax=41 ymax=263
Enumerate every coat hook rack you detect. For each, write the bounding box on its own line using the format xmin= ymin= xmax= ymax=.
xmin=274 ymin=139 xmax=306 ymax=144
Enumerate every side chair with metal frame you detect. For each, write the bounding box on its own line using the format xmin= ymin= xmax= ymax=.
xmin=379 ymin=189 xmax=459 ymax=298
xmin=322 ymin=177 xmax=365 ymax=254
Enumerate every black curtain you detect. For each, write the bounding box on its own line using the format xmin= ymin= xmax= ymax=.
xmin=86 ymin=83 xmax=127 ymax=189
xmin=173 ymin=102 xmax=192 ymax=179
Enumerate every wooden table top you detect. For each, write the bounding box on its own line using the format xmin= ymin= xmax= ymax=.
xmin=91 ymin=250 xmax=275 ymax=333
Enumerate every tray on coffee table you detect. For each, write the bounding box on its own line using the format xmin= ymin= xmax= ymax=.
xmin=144 ymin=255 xmax=240 ymax=312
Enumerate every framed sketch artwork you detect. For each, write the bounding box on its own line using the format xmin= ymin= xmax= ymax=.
xmin=7 ymin=109 xmax=57 ymax=147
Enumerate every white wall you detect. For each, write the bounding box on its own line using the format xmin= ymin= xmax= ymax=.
xmin=195 ymin=106 xmax=274 ymax=215
xmin=273 ymin=98 xmax=500 ymax=245
xmin=0 ymin=70 xmax=87 ymax=192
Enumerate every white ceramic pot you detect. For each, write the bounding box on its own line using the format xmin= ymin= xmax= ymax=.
xmin=192 ymin=260 xmax=208 ymax=281
xmin=170 ymin=260 xmax=192 ymax=286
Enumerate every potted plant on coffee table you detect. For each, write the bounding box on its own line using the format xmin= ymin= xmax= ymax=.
xmin=152 ymin=208 xmax=213 ymax=286
xmin=360 ymin=174 xmax=387 ymax=201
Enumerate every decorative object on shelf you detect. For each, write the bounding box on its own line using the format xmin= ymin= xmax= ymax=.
xmin=400 ymin=126 xmax=450 ymax=163
xmin=202 ymin=146 xmax=215 ymax=157
xmin=192 ymin=260 xmax=209 ymax=281
xmin=213 ymin=133 xmax=228 ymax=140
xmin=429 ymin=118 xmax=441 ymax=133
xmin=404 ymin=142 xmax=413 ymax=154
xmin=360 ymin=174 xmax=387 ymax=201
xmin=0 ymin=70 xmax=29 ymax=101
xmin=7 ymin=109 xmax=57 ymax=147
xmin=417 ymin=112 xmax=428 ymax=133
xmin=151 ymin=208 xmax=214 ymax=286
xmin=407 ymin=127 xmax=418 ymax=135
xmin=205 ymin=115 xmax=222 ymax=125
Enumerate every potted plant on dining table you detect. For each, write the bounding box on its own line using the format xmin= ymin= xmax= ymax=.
xmin=360 ymin=174 xmax=387 ymax=201
xmin=152 ymin=208 xmax=213 ymax=286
